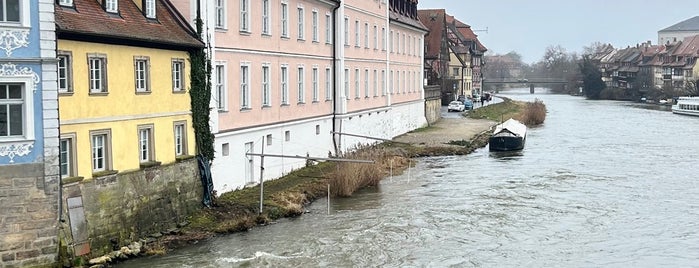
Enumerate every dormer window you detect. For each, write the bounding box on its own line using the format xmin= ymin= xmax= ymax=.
xmin=0 ymin=0 xmax=20 ymax=23
xmin=58 ymin=0 xmax=73 ymax=7
xmin=144 ymin=0 xmax=156 ymax=19
xmin=105 ymin=0 xmax=118 ymax=13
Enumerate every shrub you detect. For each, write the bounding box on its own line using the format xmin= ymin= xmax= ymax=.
xmin=520 ymin=99 xmax=546 ymax=126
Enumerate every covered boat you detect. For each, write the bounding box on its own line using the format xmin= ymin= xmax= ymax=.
xmin=672 ymin=97 xmax=699 ymax=116
xmin=489 ymin=118 xmax=527 ymax=151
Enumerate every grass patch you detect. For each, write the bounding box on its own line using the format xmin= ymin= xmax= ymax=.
xmin=468 ymin=97 xmax=524 ymax=122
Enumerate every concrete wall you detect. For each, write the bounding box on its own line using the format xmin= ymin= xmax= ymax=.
xmin=424 ymin=85 xmax=442 ymax=125
xmin=60 ymin=158 xmax=201 ymax=258
xmin=0 ymin=164 xmax=59 ymax=268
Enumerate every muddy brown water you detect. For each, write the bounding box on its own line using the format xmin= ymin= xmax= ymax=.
xmin=119 ymin=89 xmax=699 ymax=267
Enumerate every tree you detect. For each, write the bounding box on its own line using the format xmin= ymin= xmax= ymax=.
xmin=579 ymin=55 xmax=605 ymax=99
xmin=582 ymin=41 xmax=606 ymax=55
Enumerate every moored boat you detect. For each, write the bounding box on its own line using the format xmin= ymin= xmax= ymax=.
xmin=672 ymin=97 xmax=699 ymax=116
xmin=489 ymin=118 xmax=527 ymax=151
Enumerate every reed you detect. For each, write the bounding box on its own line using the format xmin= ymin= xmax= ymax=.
xmin=330 ymin=145 xmax=408 ymax=197
xmin=519 ymin=98 xmax=547 ymax=126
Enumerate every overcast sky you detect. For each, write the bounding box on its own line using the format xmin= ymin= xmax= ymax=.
xmin=418 ymin=1 xmax=698 ymax=64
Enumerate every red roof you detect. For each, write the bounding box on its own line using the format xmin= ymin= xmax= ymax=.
xmin=55 ymin=0 xmax=203 ymax=49
xmin=418 ymin=9 xmax=447 ymax=59
xmin=673 ymin=34 xmax=699 ymax=56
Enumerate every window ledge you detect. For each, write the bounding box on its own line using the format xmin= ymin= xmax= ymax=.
xmin=261 ymin=105 xmax=272 ymax=109
xmin=89 ymin=92 xmax=109 ymax=96
xmin=92 ymin=170 xmax=118 ymax=178
xmin=61 ymin=176 xmax=85 ymax=185
xmin=280 ymin=103 xmax=290 ymax=107
xmin=172 ymin=89 xmax=187 ymax=94
xmin=240 ymin=30 xmax=252 ymax=35
xmin=58 ymin=91 xmax=74 ymax=96
xmin=176 ymin=155 xmax=196 ymax=162
xmin=139 ymin=161 xmax=162 ymax=169
xmin=135 ymin=91 xmax=152 ymax=95
xmin=240 ymin=107 xmax=252 ymax=112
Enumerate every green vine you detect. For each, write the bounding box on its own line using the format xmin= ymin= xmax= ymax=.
xmin=189 ymin=15 xmax=214 ymax=161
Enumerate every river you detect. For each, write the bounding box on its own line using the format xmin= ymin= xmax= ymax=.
xmin=119 ymin=89 xmax=699 ymax=267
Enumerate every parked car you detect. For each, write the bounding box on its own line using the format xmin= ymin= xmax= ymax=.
xmin=462 ymin=99 xmax=473 ymax=110
xmin=448 ymin=101 xmax=465 ymax=112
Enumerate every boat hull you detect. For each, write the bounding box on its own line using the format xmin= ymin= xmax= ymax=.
xmin=489 ymin=136 xmax=525 ymax=151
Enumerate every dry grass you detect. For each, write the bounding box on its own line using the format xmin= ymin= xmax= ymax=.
xmin=331 ymin=146 xmax=386 ymax=197
xmin=519 ymin=98 xmax=547 ymax=126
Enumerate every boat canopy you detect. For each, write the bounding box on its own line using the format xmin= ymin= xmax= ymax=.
xmin=493 ymin=118 xmax=527 ymax=138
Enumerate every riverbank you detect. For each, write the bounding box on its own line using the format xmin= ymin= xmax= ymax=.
xmin=99 ymin=98 xmax=530 ymax=267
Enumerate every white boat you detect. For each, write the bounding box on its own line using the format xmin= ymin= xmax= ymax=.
xmin=672 ymin=97 xmax=699 ymax=116
xmin=489 ymin=118 xmax=527 ymax=151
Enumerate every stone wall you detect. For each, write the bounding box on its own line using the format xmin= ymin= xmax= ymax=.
xmin=60 ymin=158 xmax=202 ymax=258
xmin=0 ymin=163 xmax=59 ymax=268
xmin=424 ymin=85 xmax=442 ymax=125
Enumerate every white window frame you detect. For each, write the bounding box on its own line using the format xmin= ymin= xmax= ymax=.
xmin=297 ymin=6 xmax=305 ymax=40
xmin=325 ymin=67 xmax=332 ymax=100
xmin=88 ymin=54 xmax=108 ymax=94
xmin=60 ymin=134 xmax=77 ymax=178
xmin=0 ymin=81 xmax=34 ymax=141
xmin=354 ymin=68 xmax=360 ymax=98
xmin=173 ymin=121 xmax=188 ymax=156
xmin=389 ymin=70 xmax=393 ymax=94
xmin=373 ymin=69 xmax=378 ymax=96
xmin=373 ymin=25 xmax=378 ymax=49
xmin=240 ymin=63 xmax=251 ymax=109
xmin=137 ymin=124 xmax=154 ymax=163
xmin=381 ymin=27 xmax=386 ymax=51
xmin=172 ymin=58 xmax=185 ymax=92
xmin=312 ymin=67 xmax=319 ymax=102
xmin=344 ymin=68 xmax=349 ymax=99
xmin=240 ymin=0 xmax=250 ymax=32
xmin=215 ymin=0 xmax=226 ymax=29
xmin=343 ymin=17 xmax=349 ymax=46
xmin=144 ymin=0 xmax=156 ymax=19
xmin=381 ymin=69 xmax=386 ymax=95
xmin=262 ymin=0 xmax=270 ymax=35
xmin=354 ymin=20 xmax=360 ymax=47
xmin=281 ymin=65 xmax=289 ymax=105
xmin=134 ymin=56 xmax=150 ymax=93
xmin=0 ymin=0 xmax=28 ymax=26
xmin=59 ymin=0 xmax=73 ymax=7
xmin=58 ymin=51 xmax=73 ymax=93
xmin=363 ymin=22 xmax=369 ymax=48
xmin=297 ymin=66 xmax=305 ymax=103
xmin=262 ymin=64 xmax=271 ymax=107
xmin=312 ymin=10 xmax=319 ymax=42
xmin=281 ymin=1 xmax=289 ymax=37
xmin=215 ymin=63 xmax=228 ymax=111
xmin=90 ymin=129 xmax=112 ymax=173
xmin=325 ymin=13 xmax=332 ymax=44
xmin=105 ymin=0 xmax=118 ymax=13
xmin=389 ymin=30 xmax=394 ymax=53
xmin=364 ymin=69 xmax=369 ymax=97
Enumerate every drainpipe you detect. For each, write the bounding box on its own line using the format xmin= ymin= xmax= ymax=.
xmin=331 ymin=1 xmax=341 ymax=156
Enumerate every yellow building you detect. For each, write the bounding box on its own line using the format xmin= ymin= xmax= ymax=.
xmin=55 ymin=0 xmax=203 ymax=179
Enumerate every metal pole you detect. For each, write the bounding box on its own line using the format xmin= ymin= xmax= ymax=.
xmin=259 ymin=136 xmax=265 ymax=214
xmin=327 ymin=184 xmax=330 ymax=215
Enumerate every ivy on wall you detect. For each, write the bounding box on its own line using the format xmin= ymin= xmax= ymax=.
xmin=189 ymin=16 xmax=214 ymax=162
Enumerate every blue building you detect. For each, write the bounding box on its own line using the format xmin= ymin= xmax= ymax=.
xmin=0 ymin=0 xmax=60 ymax=266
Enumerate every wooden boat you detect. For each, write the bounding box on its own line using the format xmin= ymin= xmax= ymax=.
xmin=489 ymin=118 xmax=527 ymax=151
xmin=672 ymin=97 xmax=699 ymax=116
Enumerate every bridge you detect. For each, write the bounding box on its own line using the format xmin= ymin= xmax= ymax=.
xmin=482 ymin=78 xmax=567 ymax=85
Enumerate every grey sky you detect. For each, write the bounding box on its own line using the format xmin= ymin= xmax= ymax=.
xmin=418 ymin=1 xmax=698 ymax=64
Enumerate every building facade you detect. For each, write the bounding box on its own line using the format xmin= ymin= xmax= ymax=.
xmin=0 ymin=0 xmax=61 ymax=266
xmin=658 ymin=16 xmax=699 ymax=45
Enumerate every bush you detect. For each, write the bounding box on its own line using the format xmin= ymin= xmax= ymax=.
xmin=519 ymin=99 xmax=546 ymax=126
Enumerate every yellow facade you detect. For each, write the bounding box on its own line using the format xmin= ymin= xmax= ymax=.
xmin=58 ymin=40 xmax=196 ymax=179
xmin=448 ymin=50 xmax=473 ymax=97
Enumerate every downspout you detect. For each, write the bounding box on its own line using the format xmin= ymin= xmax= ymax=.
xmin=331 ymin=1 xmax=341 ymax=156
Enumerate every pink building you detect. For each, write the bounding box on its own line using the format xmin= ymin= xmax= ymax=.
xmin=172 ymin=0 xmax=428 ymax=193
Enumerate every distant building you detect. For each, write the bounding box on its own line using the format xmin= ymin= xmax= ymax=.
xmin=658 ymin=16 xmax=699 ymax=45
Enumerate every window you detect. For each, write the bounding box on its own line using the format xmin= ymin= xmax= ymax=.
xmin=281 ymin=65 xmax=289 ymax=104
xmin=281 ymin=2 xmax=288 ymax=37
xmin=240 ymin=64 xmax=250 ymax=109
xmin=262 ymin=0 xmax=270 ymax=34
xmin=297 ymin=66 xmax=305 ymax=103
xmin=174 ymin=122 xmax=187 ymax=156
xmin=315 ymin=125 xmax=320 ymax=135
xmin=453 ymin=67 xmax=459 ymax=76
xmin=354 ymin=68 xmax=359 ymax=98
xmin=373 ymin=25 xmax=378 ymax=49
xmin=285 ymin=130 xmax=290 ymax=141
xmin=144 ymin=0 xmax=156 ymax=18
xmin=344 ymin=68 xmax=349 ymax=99
xmin=381 ymin=27 xmax=386 ymax=51
xmin=312 ymin=67 xmax=318 ymax=102
xmin=364 ymin=69 xmax=369 ymax=97
xmin=105 ymin=0 xmax=118 ymax=13
xmin=215 ymin=0 xmax=226 ymax=29
xmin=402 ymin=33 xmax=406 ymax=54
xmin=222 ymin=143 xmax=230 ymax=156
xmin=343 ymin=17 xmax=349 ymax=46
xmin=389 ymin=30 xmax=393 ymax=52
xmin=59 ymin=134 xmax=76 ymax=178
xmin=381 ymin=69 xmax=386 ymax=95
xmin=297 ymin=7 xmax=304 ymax=40
xmin=354 ymin=20 xmax=360 ymax=47
xmin=58 ymin=52 xmax=73 ymax=93
xmin=373 ymin=70 xmax=378 ymax=96
xmin=262 ymin=65 xmax=270 ymax=106
xmin=364 ymin=23 xmax=369 ymax=48
xmin=88 ymin=54 xmax=107 ymax=94
xmin=389 ymin=70 xmax=393 ymax=94
xmin=240 ymin=0 xmax=250 ymax=32
xmin=266 ymin=134 xmax=272 ymax=146
xmin=215 ymin=63 xmax=227 ymax=111
xmin=59 ymin=0 xmax=73 ymax=7
xmin=325 ymin=67 xmax=331 ymax=100
xmin=138 ymin=125 xmax=154 ymax=163
xmin=0 ymin=84 xmax=25 ymax=138
xmin=172 ymin=59 xmax=185 ymax=92
xmin=325 ymin=13 xmax=332 ymax=44
xmin=134 ymin=56 xmax=150 ymax=92
xmin=312 ymin=10 xmax=318 ymax=42
xmin=90 ymin=129 xmax=111 ymax=172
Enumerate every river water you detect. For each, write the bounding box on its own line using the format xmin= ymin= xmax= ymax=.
xmin=119 ymin=90 xmax=699 ymax=267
